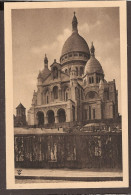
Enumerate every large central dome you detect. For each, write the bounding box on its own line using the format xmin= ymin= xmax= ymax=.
xmin=61 ymin=33 xmax=90 ymax=56
xmin=60 ymin=12 xmax=90 ymax=61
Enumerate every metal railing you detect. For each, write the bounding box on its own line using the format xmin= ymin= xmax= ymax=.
xmin=15 ymin=131 xmax=122 ymax=169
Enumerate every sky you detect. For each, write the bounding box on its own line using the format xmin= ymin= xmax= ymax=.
xmin=12 ymin=7 xmax=121 ymax=115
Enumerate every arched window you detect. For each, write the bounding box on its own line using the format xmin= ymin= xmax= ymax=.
xmin=80 ymin=67 xmax=84 ymax=76
xmin=76 ymin=67 xmax=78 ymax=76
xmin=57 ymin=109 xmax=66 ymax=123
xmin=93 ymin=109 xmax=95 ymax=119
xmin=47 ymin=110 xmax=55 ymax=124
xmin=65 ymin=93 xmax=68 ymax=101
xmin=69 ymin=68 xmax=71 ymax=74
xmin=104 ymin=90 xmax=109 ymax=100
xmin=85 ymin=91 xmax=98 ymax=100
xmin=47 ymin=96 xmax=49 ymax=104
xmin=37 ymin=111 xmax=44 ymax=126
xmin=53 ymin=67 xmax=58 ymax=79
xmin=89 ymin=106 xmax=91 ymax=120
xmin=53 ymin=86 xmax=58 ymax=99
xmin=72 ymin=106 xmax=75 ymax=121
xmin=84 ymin=109 xmax=87 ymax=120
xmin=74 ymin=53 xmax=78 ymax=56
xmin=89 ymin=77 xmax=94 ymax=84
xmin=97 ymin=77 xmax=101 ymax=83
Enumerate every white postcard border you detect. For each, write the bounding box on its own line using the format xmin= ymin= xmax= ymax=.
xmin=4 ymin=1 xmax=128 ymax=189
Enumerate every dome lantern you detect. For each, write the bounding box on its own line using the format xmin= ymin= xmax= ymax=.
xmin=44 ymin=54 xmax=48 ymax=68
xmin=90 ymin=42 xmax=95 ymax=56
xmin=37 ymin=54 xmax=51 ymax=82
xmin=72 ymin=12 xmax=78 ymax=33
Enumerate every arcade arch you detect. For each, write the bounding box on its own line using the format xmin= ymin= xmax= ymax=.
xmin=36 ymin=111 xmax=44 ymax=126
xmin=57 ymin=108 xmax=66 ymax=123
xmin=47 ymin=110 xmax=55 ymax=124
xmin=53 ymin=86 xmax=58 ymax=99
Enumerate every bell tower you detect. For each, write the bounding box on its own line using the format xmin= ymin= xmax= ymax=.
xmin=14 ymin=103 xmax=26 ymax=127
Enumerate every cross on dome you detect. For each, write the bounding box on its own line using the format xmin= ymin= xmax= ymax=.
xmin=44 ymin=53 xmax=48 ymax=65
xmin=90 ymin=42 xmax=95 ymax=56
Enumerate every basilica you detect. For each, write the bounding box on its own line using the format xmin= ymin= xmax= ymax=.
xmin=27 ymin=13 xmax=119 ymax=129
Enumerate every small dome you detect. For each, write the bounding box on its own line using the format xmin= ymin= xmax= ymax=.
xmin=99 ymin=79 xmax=107 ymax=89
xmin=61 ymin=33 xmax=90 ymax=56
xmin=84 ymin=43 xmax=103 ymax=75
xmin=38 ymin=67 xmax=51 ymax=80
xmin=84 ymin=56 xmax=103 ymax=74
xmin=44 ymin=54 xmax=48 ymax=64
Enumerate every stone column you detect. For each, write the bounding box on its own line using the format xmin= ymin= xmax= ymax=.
xmin=75 ymin=104 xmax=78 ymax=121
xmin=48 ymin=91 xmax=51 ymax=103
xmin=51 ymin=91 xmax=53 ymax=102
xmin=66 ymin=108 xmax=72 ymax=122
xmin=97 ymin=101 xmax=102 ymax=119
xmin=94 ymin=73 xmax=97 ymax=84
xmin=55 ymin=115 xmax=59 ymax=123
xmin=66 ymin=101 xmax=72 ymax=122
xmin=58 ymin=88 xmax=62 ymax=101
xmin=61 ymin=89 xmax=64 ymax=101
xmin=44 ymin=116 xmax=48 ymax=124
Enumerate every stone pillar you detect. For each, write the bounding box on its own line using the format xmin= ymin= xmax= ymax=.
xmin=48 ymin=91 xmax=51 ymax=103
xmin=51 ymin=91 xmax=53 ymax=102
xmin=97 ymin=101 xmax=102 ymax=119
xmin=67 ymin=108 xmax=71 ymax=122
xmin=44 ymin=116 xmax=48 ymax=124
xmin=68 ymin=89 xmax=71 ymax=100
xmin=61 ymin=89 xmax=64 ymax=101
xmin=75 ymin=105 xmax=78 ymax=121
xmin=66 ymin=101 xmax=72 ymax=122
xmin=58 ymin=88 xmax=62 ymax=101
xmin=66 ymin=108 xmax=72 ymax=122
xmin=94 ymin=73 xmax=97 ymax=84
xmin=55 ymin=115 xmax=59 ymax=123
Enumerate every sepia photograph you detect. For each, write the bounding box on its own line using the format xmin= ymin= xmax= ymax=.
xmin=4 ymin=1 xmax=128 ymax=189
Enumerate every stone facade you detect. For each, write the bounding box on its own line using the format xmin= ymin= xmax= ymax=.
xmin=28 ymin=13 xmax=119 ymax=128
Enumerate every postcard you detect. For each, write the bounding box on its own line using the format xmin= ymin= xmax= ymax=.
xmin=4 ymin=1 xmax=128 ymax=189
